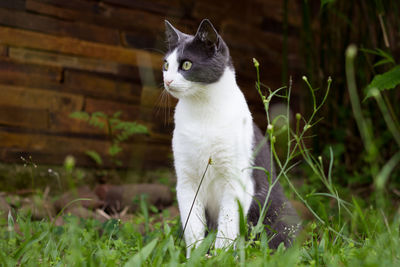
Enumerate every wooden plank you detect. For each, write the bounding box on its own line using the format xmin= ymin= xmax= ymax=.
xmin=193 ymin=0 xmax=301 ymax=28
xmin=220 ymin=20 xmax=302 ymax=87
xmin=222 ymin=20 xmax=299 ymax=56
xmin=94 ymin=3 xmax=168 ymax=33
xmin=9 ymin=47 xmax=138 ymax=78
xmin=25 ymin=0 xmax=78 ymax=23
xmin=102 ymin=0 xmax=187 ymax=17
xmin=121 ymin=30 xmax=163 ymax=50
xmin=0 ymin=59 xmax=63 ymax=89
xmin=26 ymin=0 xmax=196 ymax=50
xmin=0 ymin=84 xmax=84 ymax=112
xmin=193 ymin=1 xmax=263 ymax=28
xmin=27 ymin=0 xmax=167 ymax=33
xmin=0 ymin=26 xmax=162 ymax=68
xmin=256 ymin=0 xmax=302 ymax=28
xmin=0 ymin=8 xmax=120 ymax=45
xmin=26 ymin=0 xmax=196 ymax=47
xmin=31 ymin=0 xmax=102 ymax=11
xmin=0 ymin=0 xmax=25 ymax=10
xmin=25 ymin=0 xmax=96 ymax=19
xmin=64 ymin=70 xmax=142 ymax=104
xmin=0 ymin=106 xmax=48 ymax=130
xmin=140 ymin=86 xmax=177 ymax=109
xmin=0 ymin=45 xmax=7 ymax=56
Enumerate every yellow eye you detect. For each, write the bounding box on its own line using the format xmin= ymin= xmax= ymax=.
xmin=163 ymin=62 xmax=169 ymax=71
xmin=181 ymin=60 xmax=192 ymax=71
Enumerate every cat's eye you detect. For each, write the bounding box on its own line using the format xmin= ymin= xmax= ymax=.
xmin=163 ymin=61 xmax=169 ymax=71
xmin=181 ymin=60 xmax=192 ymax=71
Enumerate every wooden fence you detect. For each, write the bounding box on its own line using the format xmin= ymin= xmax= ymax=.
xmin=0 ymin=0 xmax=303 ymax=169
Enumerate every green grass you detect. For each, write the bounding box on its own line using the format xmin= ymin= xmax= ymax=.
xmin=0 ymin=197 xmax=399 ymax=266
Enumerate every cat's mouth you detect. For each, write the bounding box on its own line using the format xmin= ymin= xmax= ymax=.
xmin=165 ymin=86 xmax=184 ymax=94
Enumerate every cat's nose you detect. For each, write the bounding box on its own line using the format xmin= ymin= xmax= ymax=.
xmin=165 ymin=79 xmax=173 ymax=86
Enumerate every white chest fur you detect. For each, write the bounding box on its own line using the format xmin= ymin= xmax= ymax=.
xmin=171 ymin=67 xmax=255 ymax=255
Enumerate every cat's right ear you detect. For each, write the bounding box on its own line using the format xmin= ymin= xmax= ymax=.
xmin=165 ymin=20 xmax=183 ymax=49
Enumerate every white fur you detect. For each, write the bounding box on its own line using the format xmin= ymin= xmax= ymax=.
xmin=163 ymin=50 xmax=255 ymax=257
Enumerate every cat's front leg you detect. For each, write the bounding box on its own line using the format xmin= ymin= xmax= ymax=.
xmin=214 ymin=179 xmax=253 ymax=250
xmin=177 ymin=181 xmax=206 ymax=257
xmin=215 ymin=193 xmax=241 ymax=250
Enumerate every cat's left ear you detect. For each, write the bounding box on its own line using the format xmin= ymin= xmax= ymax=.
xmin=194 ymin=19 xmax=221 ymax=50
xmin=165 ymin=20 xmax=184 ymax=49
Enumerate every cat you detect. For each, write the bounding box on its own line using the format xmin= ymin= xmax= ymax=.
xmin=162 ymin=19 xmax=299 ymax=257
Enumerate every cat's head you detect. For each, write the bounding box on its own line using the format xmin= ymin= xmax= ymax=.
xmin=162 ymin=19 xmax=232 ymax=98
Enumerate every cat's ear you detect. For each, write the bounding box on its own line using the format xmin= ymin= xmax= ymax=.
xmin=194 ymin=19 xmax=220 ymax=50
xmin=165 ymin=20 xmax=184 ymax=49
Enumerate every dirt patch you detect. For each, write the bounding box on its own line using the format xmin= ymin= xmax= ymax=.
xmin=1 ymin=183 xmax=176 ymax=225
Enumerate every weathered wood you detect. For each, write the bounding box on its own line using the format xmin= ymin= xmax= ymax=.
xmin=0 ymin=106 xmax=48 ymax=130
xmin=222 ymin=20 xmax=300 ymax=59
xmin=0 ymin=84 xmax=84 ymax=112
xmin=0 ymin=45 xmax=7 ymax=57
xmin=0 ymin=8 xmax=120 ymax=45
xmin=121 ymin=30 xmax=164 ymax=50
xmin=102 ymin=0 xmax=188 ymax=17
xmin=33 ymin=0 xmax=102 ymax=11
xmin=27 ymin=0 xmax=155 ymax=33
xmin=64 ymin=70 xmax=142 ymax=104
xmin=0 ymin=59 xmax=63 ymax=89
xmin=25 ymin=0 xmax=80 ymax=21
xmin=9 ymin=47 xmax=138 ymax=78
xmin=0 ymin=26 xmax=162 ymax=67
xmin=140 ymin=86 xmax=177 ymax=109
xmin=0 ymin=0 xmax=25 ymax=10
xmin=193 ymin=0 xmax=301 ymax=28
xmin=0 ymin=0 xmax=304 ymax=170
xmin=26 ymin=0 xmax=195 ymax=36
xmin=256 ymin=0 xmax=302 ymax=28
xmin=193 ymin=1 xmax=263 ymax=28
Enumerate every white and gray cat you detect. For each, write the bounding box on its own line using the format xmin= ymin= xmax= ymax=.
xmin=162 ymin=19 xmax=299 ymax=257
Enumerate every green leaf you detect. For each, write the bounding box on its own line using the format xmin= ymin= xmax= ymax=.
xmin=88 ymin=116 xmax=105 ymax=129
xmin=376 ymin=150 xmax=400 ymax=190
xmin=109 ymin=144 xmax=122 ymax=157
xmin=237 ymin=199 xmax=247 ymax=237
xmin=375 ymin=48 xmax=395 ymax=64
xmin=85 ymin=150 xmax=103 ymax=165
xmin=124 ymin=238 xmax=158 ymax=267
xmin=360 ymin=47 xmax=395 ymax=67
xmin=69 ymin=111 xmax=90 ymax=121
xmin=114 ymin=159 xmax=122 ymax=166
xmin=91 ymin=111 xmax=107 ymax=118
xmin=360 ymin=48 xmax=382 ymax=56
xmin=321 ymin=0 xmax=335 ymax=8
xmin=365 ymin=66 xmax=400 ymax=99
xmin=113 ymin=111 xmax=122 ymax=118
xmin=109 ymin=117 xmax=121 ymax=128
xmin=373 ymin=58 xmax=394 ymax=68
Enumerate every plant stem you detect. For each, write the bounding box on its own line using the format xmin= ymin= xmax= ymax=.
xmin=177 ymin=158 xmax=212 ymax=245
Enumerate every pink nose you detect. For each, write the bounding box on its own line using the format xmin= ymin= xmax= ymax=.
xmin=165 ymin=79 xmax=173 ymax=86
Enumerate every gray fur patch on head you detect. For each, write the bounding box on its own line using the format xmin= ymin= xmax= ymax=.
xmin=164 ymin=19 xmax=233 ymax=84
